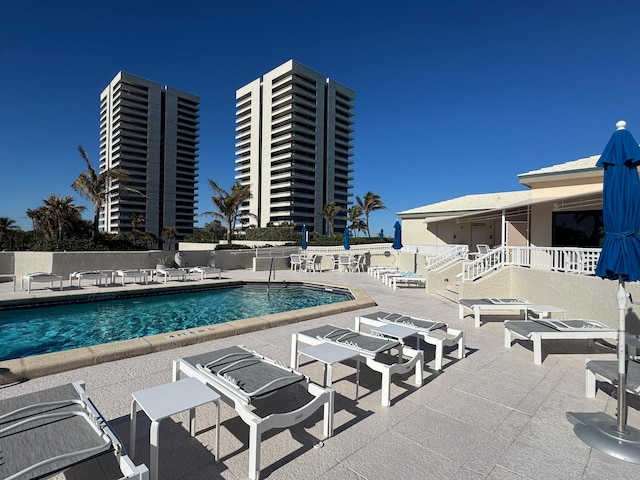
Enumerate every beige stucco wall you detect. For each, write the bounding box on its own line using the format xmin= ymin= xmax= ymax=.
xmin=459 ymin=266 xmax=640 ymax=333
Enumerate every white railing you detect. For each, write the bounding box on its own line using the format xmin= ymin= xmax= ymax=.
xmin=426 ymin=245 xmax=469 ymax=272
xmin=303 ymin=243 xmax=394 ymax=256
xmin=460 ymin=246 xmax=601 ymax=281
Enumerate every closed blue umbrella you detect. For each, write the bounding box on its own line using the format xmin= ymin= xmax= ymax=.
xmin=392 ymin=220 xmax=402 ymax=251
xmin=343 ymin=227 xmax=350 ymax=250
xmin=569 ymin=121 xmax=640 ymax=462
xmin=301 ymin=225 xmax=307 ymax=250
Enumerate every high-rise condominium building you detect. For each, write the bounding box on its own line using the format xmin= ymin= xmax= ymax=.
xmin=99 ymin=71 xmax=200 ymax=240
xmin=235 ymin=59 xmax=355 ymax=234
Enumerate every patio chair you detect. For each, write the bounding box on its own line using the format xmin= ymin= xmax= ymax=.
xmin=355 ymin=311 xmax=465 ymax=371
xmin=459 ymin=298 xmax=566 ymax=328
xmin=476 ymin=244 xmax=491 ymax=255
xmin=154 ymin=267 xmax=187 ymax=283
xmin=21 ymin=272 xmax=63 ymax=293
xmin=191 ymin=265 xmax=222 ymax=280
xmin=173 ymin=345 xmax=333 ymax=480
xmin=0 ymin=381 xmax=148 ymax=480
xmin=290 ymin=254 xmax=304 ymax=272
xmin=504 ymin=319 xmax=616 ymax=365
xmin=304 ymin=254 xmax=322 ymax=272
xmin=585 ymin=357 xmax=640 ymax=398
xmin=291 ymin=324 xmax=423 ymax=406
xmin=115 ymin=269 xmax=149 ymax=286
xmin=69 ymin=270 xmax=109 ymax=287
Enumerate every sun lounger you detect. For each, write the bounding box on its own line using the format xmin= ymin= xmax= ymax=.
xmin=391 ymin=275 xmax=426 ymax=289
xmin=115 ymin=269 xmax=149 ymax=286
xmin=69 ymin=270 xmax=109 ymax=287
xmin=291 ymin=324 xmax=423 ymax=406
xmin=504 ymin=319 xmax=616 ymax=365
xmin=0 ymin=381 xmax=148 ymax=480
xmin=459 ymin=298 xmax=566 ymax=327
xmin=355 ymin=311 xmax=465 ymax=371
xmin=154 ymin=267 xmax=186 ymax=283
xmin=191 ymin=265 xmax=221 ymax=280
xmin=172 ymin=345 xmax=333 ymax=480
xmin=585 ymin=358 xmax=640 ymax=398
xmin=21 ymin=272 xmax=63 ymax=293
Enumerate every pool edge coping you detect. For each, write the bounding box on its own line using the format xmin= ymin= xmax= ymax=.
xmin=0 ymin=281 xmax=376 ymax=385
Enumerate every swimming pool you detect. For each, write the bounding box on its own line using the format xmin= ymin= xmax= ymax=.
xmin=0 ymin=283 xmax=352 ymax=361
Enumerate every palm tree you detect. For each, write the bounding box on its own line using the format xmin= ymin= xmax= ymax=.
xmin=346 ymin=206 xmax=363 ymax=237
xmin=356 ymin=191 xmax=387 ymax=237
xmin=28 ymin=195 xmax=85 ymax=242
xmin=160 ymin=226 xmax=178 ymax=250
xmin=0 ymin=217 xmax=19 ymax=248
xmin=71 ymin=145 xmax=143 ymax=239
xmin=200 ymin=180 xmax=252 ymax=244
xmin=321 ymin=203 xmax=341 ymax=236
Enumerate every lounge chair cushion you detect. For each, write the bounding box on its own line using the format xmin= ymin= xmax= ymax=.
xmin=587 ymin=359 xmax=640 ymax=393
xmin=0 ymin=383 xmax=112 ymax=480
xmin=298 ymin=324 xmax=398 ymax=354
xmin=186 ymin=346 xmax=305 ymax=401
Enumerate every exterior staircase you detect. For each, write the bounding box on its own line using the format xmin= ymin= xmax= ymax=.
xmin=435 ymin=282 xmax=460 ymax=304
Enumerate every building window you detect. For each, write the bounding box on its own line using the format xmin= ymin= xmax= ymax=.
xmin=552 ymin=210 xmax=603 ymax=247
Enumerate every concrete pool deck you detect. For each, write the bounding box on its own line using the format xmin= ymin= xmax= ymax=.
xmin=0 ymin=268 xmax=638 ymax=479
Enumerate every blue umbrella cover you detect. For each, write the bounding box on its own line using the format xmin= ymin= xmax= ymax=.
xmin=392 ymin=220 xmax=402 ymax=250
xmin=343 ymin=227 xmax=351 ymax=250
xmin=301 ymin=225 xmax=307 ymax=250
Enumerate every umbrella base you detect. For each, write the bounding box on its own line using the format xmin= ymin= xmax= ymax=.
xmin=567 ymin=412 xmax=640 ymax=464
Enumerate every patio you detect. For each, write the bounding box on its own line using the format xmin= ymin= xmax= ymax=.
xmin=0 ymin=268 xmax=637 ymax=479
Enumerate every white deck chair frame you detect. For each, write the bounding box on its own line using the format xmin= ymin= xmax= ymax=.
xmin=504 ymin=319 xmax=616 ymax=365
xmin=290 ymin=327 xmax=423 ymax=407
xmin=172 ymin=349 xmax=333 ymax=480
xmin=355 ymin=313 xmax=464 ymax=371
xmin=458 ymin=298 xmax=566 ymax=328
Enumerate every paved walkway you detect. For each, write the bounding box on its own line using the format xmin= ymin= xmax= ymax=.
xmin=0 ymin=269 xmax=638 ymax=479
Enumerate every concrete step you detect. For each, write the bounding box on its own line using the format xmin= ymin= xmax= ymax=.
xmin=435 ymin=285 xmax=460 ymax=303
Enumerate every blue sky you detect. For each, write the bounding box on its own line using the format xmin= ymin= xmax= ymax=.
xmin=2 ymin=1 xmax=640 ymax=235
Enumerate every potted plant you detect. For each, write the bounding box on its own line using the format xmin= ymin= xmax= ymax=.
xmin=156 ymin=253 xmax=173 ymax=270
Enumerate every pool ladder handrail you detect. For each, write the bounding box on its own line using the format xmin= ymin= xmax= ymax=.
xmin=267 ymin=257 xmax=275 ymax=296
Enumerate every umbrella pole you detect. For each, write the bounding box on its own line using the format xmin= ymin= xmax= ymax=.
xmin=616 ymin=279 xmax=628 ymax=433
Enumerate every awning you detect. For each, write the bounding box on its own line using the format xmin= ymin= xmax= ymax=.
xmin=422 ymin=188 xmax=602 ymax=225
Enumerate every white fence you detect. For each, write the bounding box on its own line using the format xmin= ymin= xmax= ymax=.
xmin=461 ymin=246 xmax=601 ymax=281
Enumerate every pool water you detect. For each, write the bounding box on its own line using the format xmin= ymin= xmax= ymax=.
xmin=0 ymin=284 xmax=351 ymax=361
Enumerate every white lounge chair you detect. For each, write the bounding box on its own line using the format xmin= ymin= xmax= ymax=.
xmin=115 ymin=269 xmax=148 ymax=286
xmin=155 ymin=267 xmax=186 ymax=283
xmin=69 ymin=270 xmax=109 ymax=287
xmin=585 ymin=357 xmax=640 ymax=398
xmin=355 ymin=311 xmax=465 ymax=371
xmin=291 ymin=324 xmax=423 ymax=406
xmin=391 ymin=274 xmax=426 ymax=289
xmin=173 ymin=345 xmax=333 ymax=480
xmin=0 ymin=381 xmax=148 ymax=480
xmin=21 ymin=272 xmax=63 ymax=293
xmin=191 ymin=265 xmax=222 ymax=280
xmin=504 ymin=319 xmax=616 ymax=365
xmin=459 ymin=298 xmax=567 ymax=328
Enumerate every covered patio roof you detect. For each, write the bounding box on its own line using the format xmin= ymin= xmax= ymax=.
xmin=422 ymin=187 xmax=602 ymax=225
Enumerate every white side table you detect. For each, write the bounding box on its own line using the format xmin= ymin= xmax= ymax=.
xmin=297 ymin=342 xmax=361 ymax=399
xmin=130 ymin=377 xmax=221 ymax=480
xmin=371 ymin=323 xmax=419 ymax=361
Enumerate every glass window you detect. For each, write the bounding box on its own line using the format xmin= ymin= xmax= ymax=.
xmin=552 ymin=211 xmax=603 ymax=247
